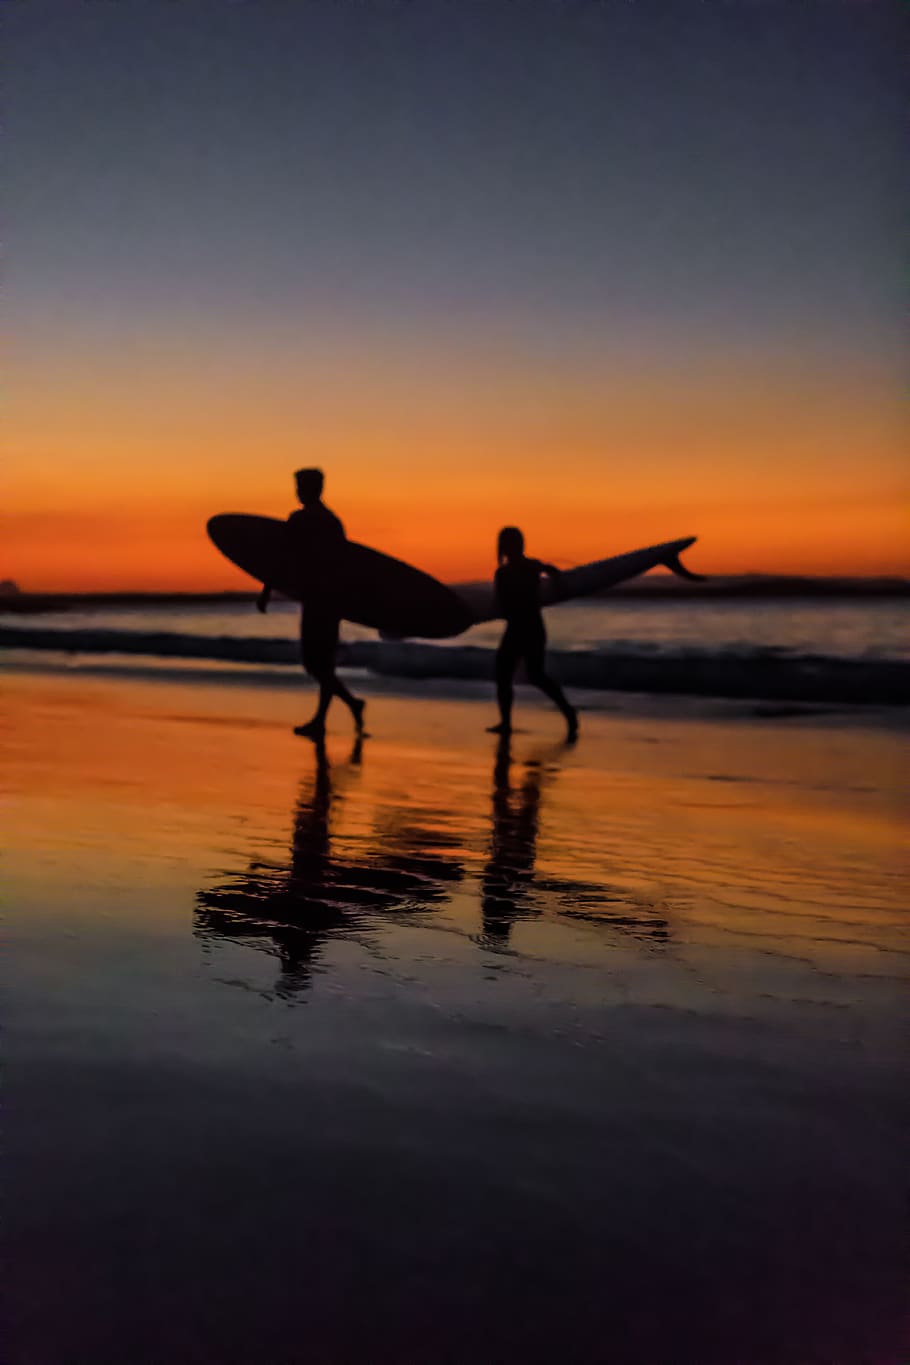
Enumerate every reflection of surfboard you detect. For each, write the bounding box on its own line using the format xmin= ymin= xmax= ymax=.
xmin=207 ymin=514 xmax=473 ymax=639
xmin=452 ymin=537 xmax=705 ymax=625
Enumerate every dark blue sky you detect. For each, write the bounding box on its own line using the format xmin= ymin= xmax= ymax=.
xmin=8 ymin=0 xmax=905 ymax=350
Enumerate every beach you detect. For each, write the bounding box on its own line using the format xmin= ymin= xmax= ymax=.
xmin=5 ymin=663 xmax=907 ymax=1364
xmin=8 ymin=0 xmax=908 ymax=1356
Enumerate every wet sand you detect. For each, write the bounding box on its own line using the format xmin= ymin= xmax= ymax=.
xmin=5 ymin=669 xmax=908 ymax=1364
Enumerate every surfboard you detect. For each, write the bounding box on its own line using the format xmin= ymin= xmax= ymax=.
xmin=208 ymin=515 xmax=704 ymax=639
xmin=207 ymin=514 xmax=474 ymax=639
xmin=451 ymin=537 xmax=705 ymax=625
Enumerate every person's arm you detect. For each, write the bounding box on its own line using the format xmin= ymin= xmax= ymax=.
xmin=539 ymin=561 xmax=563 ymax=604
xmin=493 ymin=565 xmax=506 ymax=615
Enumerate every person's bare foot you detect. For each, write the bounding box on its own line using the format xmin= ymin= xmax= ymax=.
xmin=294 ymin=719 xmax=325 ymax=739
xmin=351 ymin=698 xmax=367 ymax=733
xmin=565 ymin=708 xmax=579 ymax=743
xmin=486 ymin=722 xmax=512 ymax=734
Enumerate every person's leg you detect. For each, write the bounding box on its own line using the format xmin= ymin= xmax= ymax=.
xmin=528 ymin=670 xmax=577 ymax=737
xmin=333 ymin=676 xmax=366 ymax=732
xmin=317 ymin=612 xmax=366 ymax=730
xmin=313 ymin=671 xmax=335 ymax=725
xmin=525 ymin=626 xmax=578 ymax=739
xmin=296 ymin=608 xmax=336 ymax=736
xmin=294 ymin=671 xmax=333 ymax=737
xmin=298 ymin=611 xmax=366 ymax=736
xmin=488 ymin=630 xmax=518 ymax=733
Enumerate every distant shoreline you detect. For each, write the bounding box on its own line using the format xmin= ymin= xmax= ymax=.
xmin=2 ymin=576 xmax=908 ymax=613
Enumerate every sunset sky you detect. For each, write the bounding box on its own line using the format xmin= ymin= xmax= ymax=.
xmin=6 ymin=1 xmax=906 ymax=591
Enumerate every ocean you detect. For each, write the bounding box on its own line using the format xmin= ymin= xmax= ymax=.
xmin=2 ymin=596 xmax=907 ymax=706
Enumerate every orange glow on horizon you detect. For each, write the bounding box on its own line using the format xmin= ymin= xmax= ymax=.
xmin=5 ymin=331 xmax=907 ymax=591
xmin=3 ymin=492 xmax=907 ymax=593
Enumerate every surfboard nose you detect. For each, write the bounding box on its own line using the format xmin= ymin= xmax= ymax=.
xmin=206 ymin=514 xmax=229 ymax=539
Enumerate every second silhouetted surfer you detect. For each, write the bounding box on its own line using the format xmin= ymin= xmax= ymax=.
xmin=488 ymin=526 xmax=578 ymax=741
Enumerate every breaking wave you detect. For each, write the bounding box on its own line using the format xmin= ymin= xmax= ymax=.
xmin=1 ymin=624 xmax=907 ymax=705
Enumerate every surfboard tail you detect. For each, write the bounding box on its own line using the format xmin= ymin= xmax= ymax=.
xmin=661 ymin=548 xmax=707 ymax=582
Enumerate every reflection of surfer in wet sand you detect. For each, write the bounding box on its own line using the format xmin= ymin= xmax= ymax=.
xmin=196 ymin=735 xmax=363 ymax=996
xmin=481 ymin=734 xmax=672 ymax=948
xmin=257 ymin=468 xmax=366 ymax=740
xmin=481 ymin=734 xmax=547 ymax=943
xmin=195 ymin=734 xmax=466 ymax=996
xmin=488 ymin=526 xmax=578 ymax=741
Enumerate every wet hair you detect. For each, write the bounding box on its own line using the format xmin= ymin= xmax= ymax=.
xmin=294 ymin=467 xmax=324 ymax=499
xmin=497 ymin=526 xmax=525 ymax=563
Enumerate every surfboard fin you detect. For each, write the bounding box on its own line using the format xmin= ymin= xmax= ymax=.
xmin=662 ymin=551 xmax=707 ymax=582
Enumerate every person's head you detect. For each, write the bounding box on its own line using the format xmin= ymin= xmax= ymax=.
xmin=294 ymin=467 xmax=324 ymax=505
xmin=497 ymin=526 xmax=524 ymax=564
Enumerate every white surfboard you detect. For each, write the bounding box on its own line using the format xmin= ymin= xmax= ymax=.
xmin=450 ymin=536 xmax=704 ymax=626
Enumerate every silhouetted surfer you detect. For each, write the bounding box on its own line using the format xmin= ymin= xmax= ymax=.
xmin=257 ymin=468 xmax=366 ymax=738
xmin=489 ymin=526 xmax=578 ymax=740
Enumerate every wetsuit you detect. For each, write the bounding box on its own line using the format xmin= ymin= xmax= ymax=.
xmin=494 ymin=556 xmax=575 ymax=731
xmin=495 ymin=557 xmax=549 ymax=675
xmin=286 ymin=502 xmax=346 ymax=677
